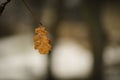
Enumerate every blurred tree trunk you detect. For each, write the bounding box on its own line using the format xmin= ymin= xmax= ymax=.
xmin=82 ymin=0 xmax=107 ymax=80
xmin=46 ymin=0 xmax=64 ymax=80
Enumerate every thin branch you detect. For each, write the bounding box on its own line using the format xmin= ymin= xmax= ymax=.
xmin=0 ymin=0 xmax=11 ymax=16
xmin=22 ymin=0 xmax=42 ymax=26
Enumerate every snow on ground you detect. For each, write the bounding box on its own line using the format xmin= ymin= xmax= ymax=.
xmin=0 ymin=34 xmax=47 ymax=80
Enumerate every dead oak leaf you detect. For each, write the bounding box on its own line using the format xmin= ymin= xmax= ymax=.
xmin=34 ymin=26 xmax=52 ymax=54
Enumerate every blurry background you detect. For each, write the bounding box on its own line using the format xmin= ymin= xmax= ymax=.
xmin=0 ymin=0 xmax=120 ymax=80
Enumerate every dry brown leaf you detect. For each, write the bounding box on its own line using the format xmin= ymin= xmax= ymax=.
xmin=34 ymin=26 xmax=52 ymax=54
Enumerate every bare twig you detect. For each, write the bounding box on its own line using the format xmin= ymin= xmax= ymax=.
xmin=22 ymin=0 xmax=42 ymax=26
xmin=0 ymin=0 xmax=11 ymax=16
